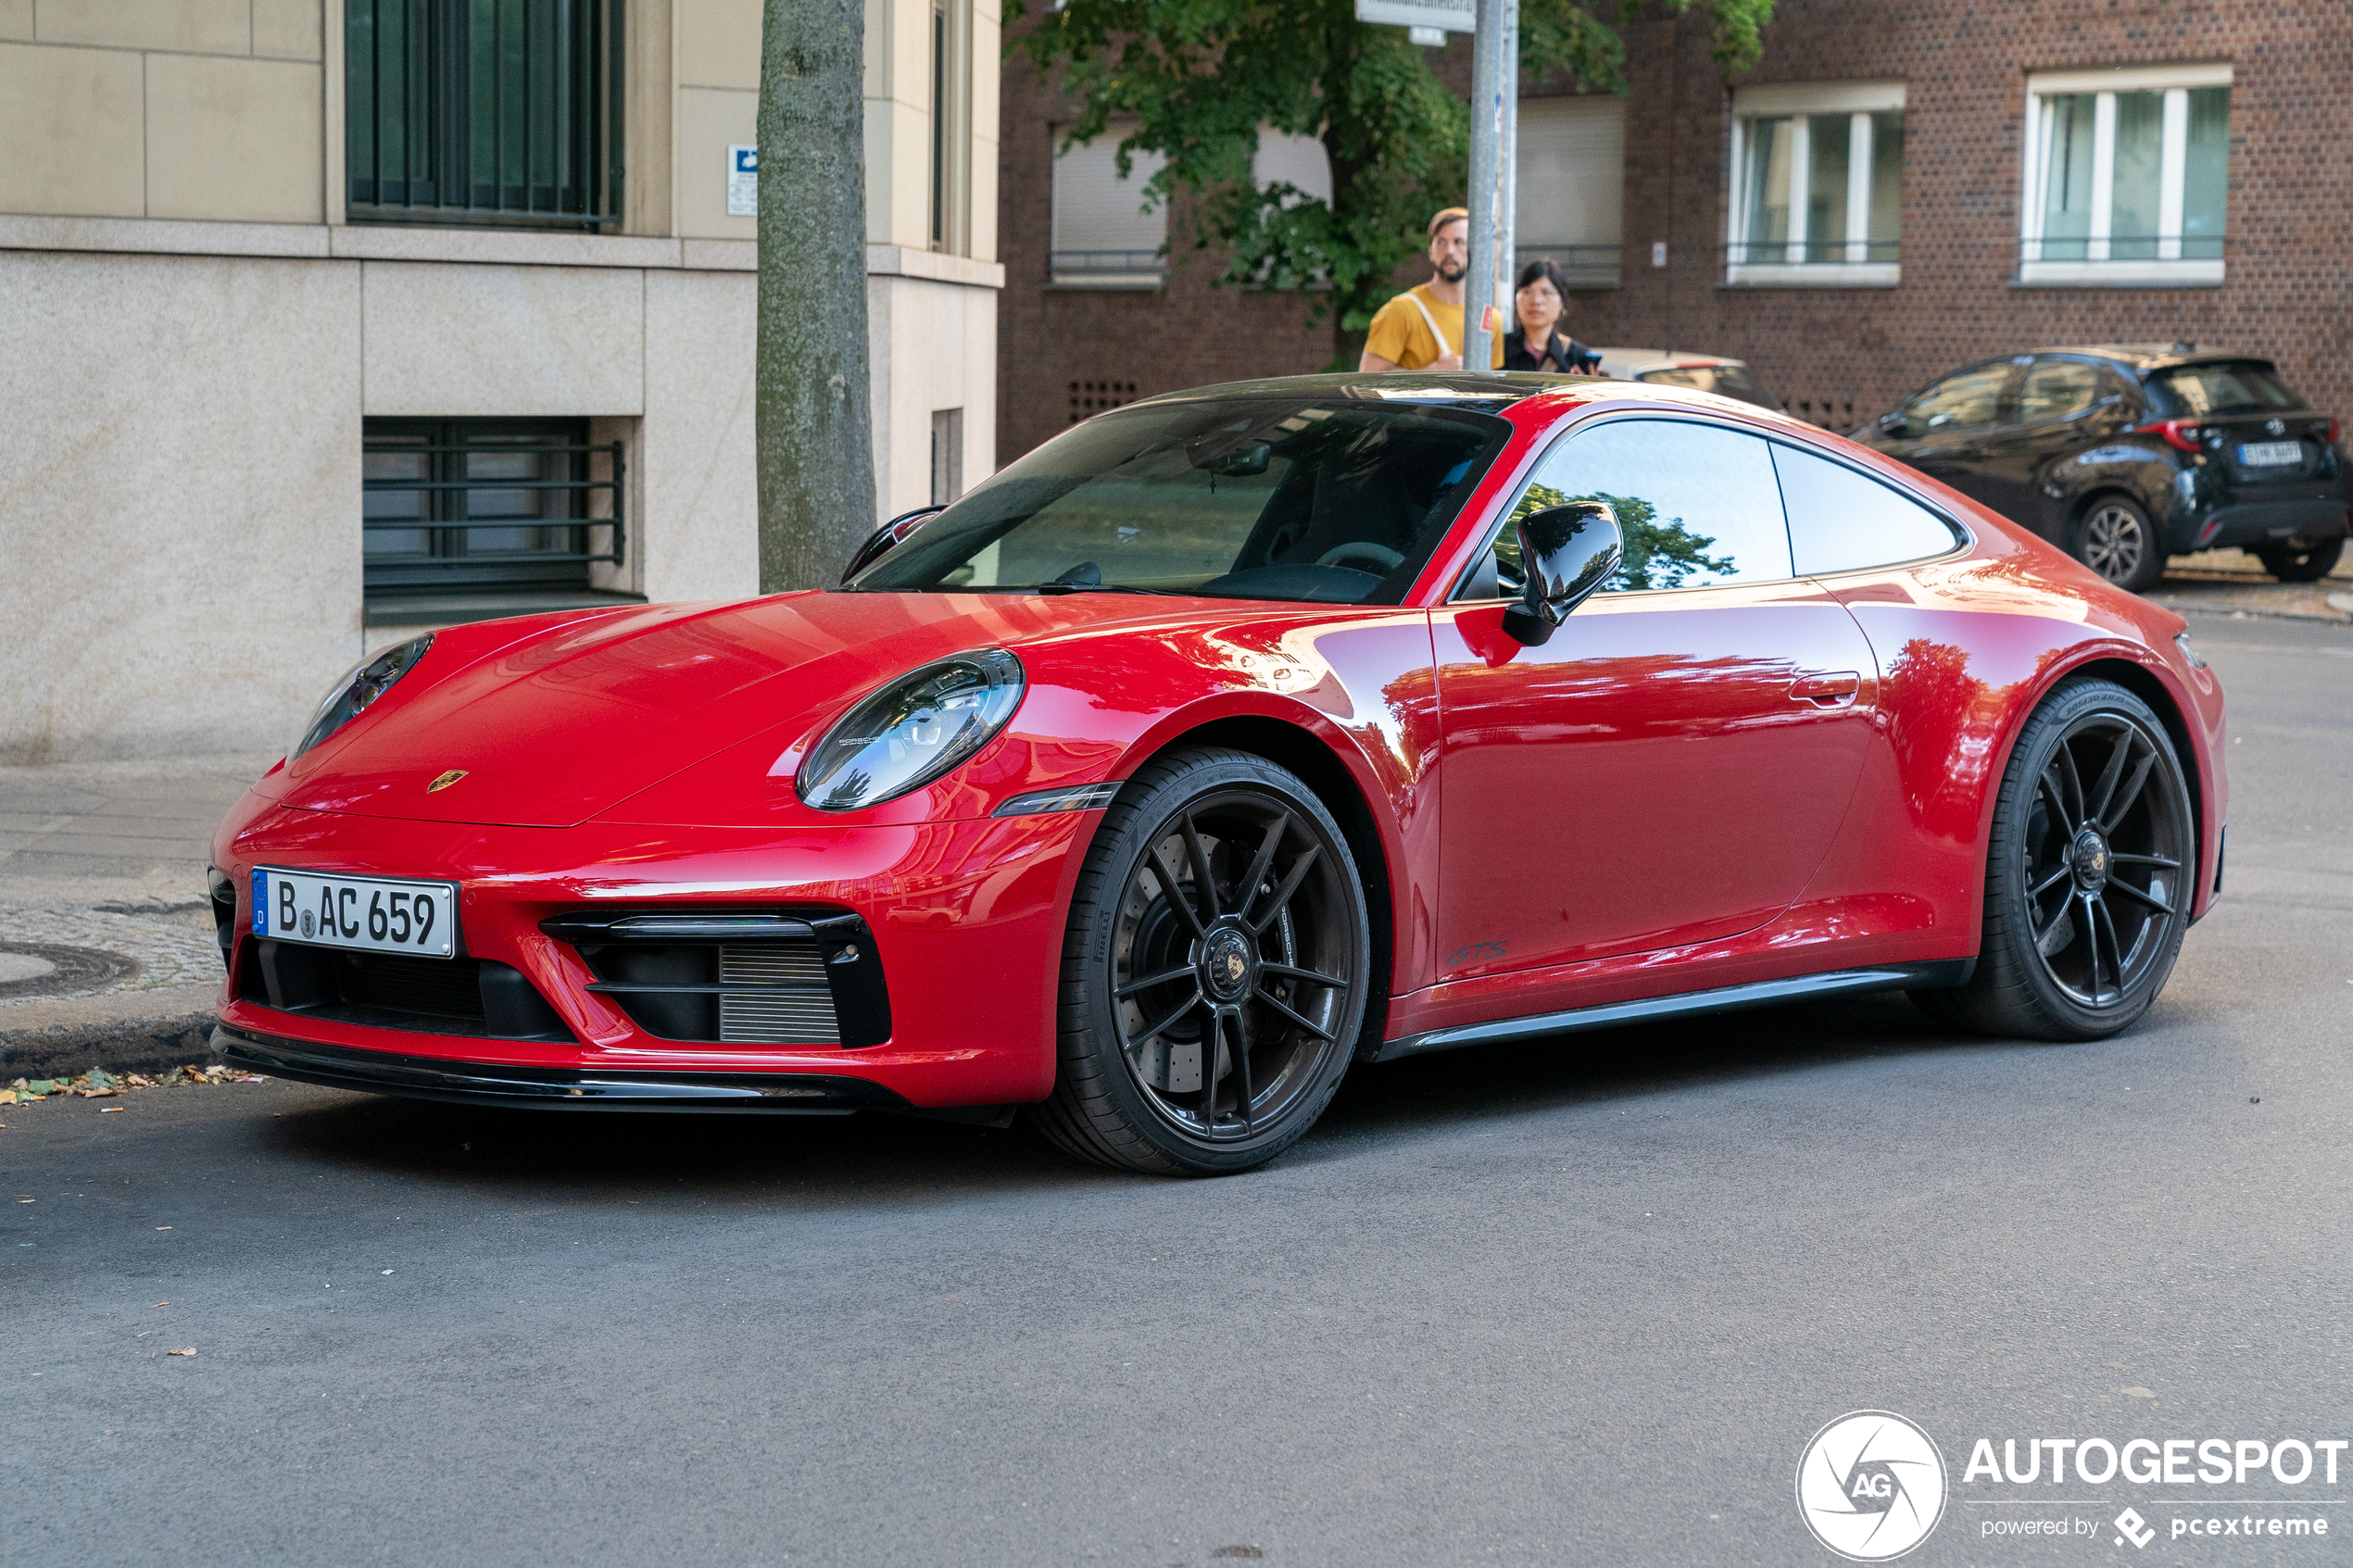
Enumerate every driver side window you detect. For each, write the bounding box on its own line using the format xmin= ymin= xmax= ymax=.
xmin=1899 ymin=361 xmax=2015 ymax=436
xmin=1459 ymin=419 xmax=1793 ymax=599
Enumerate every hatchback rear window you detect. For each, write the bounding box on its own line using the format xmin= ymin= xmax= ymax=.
xmin=2148 ymin=362 xmax=2306 ymax=418
xmin=1635 ymin=363 xmax=1781 ymax=410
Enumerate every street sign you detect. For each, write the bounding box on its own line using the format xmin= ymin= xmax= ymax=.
xmin=726 ymin=145 xmax=758 ymax=217
xmin=1356 ymin=0 xmax=1473 ymax=32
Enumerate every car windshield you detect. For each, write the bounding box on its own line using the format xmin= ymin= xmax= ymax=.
xmin=1636 ymin=363 xmax=1780 ymax=410
xmin=2150 ymin=361 xmax=2306 ymax=418
xmin=850 ymin=395 xmax=1510 ymax=604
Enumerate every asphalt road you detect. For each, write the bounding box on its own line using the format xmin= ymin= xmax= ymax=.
xmin=6 ymin=615 xmax=2349 ymax=1568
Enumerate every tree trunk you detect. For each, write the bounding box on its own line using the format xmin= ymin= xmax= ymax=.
xmin=755 ymin=0 xmax=875 ymax=594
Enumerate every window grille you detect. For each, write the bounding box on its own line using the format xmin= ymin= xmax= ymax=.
xmin=1068 ymin=381 xmax=1139 ymax=426
xmin=346 ymin=0 xmax=623 ymax=230
xmin=362 ymin=419 xmax=625 ymax=613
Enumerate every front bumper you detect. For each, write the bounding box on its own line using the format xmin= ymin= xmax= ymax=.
xmin=210 ymin=803 xmax=1096 ymax=1109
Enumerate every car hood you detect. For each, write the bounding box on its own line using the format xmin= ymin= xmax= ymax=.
xmin=277 ymin=591 xmax=1196 ymax=828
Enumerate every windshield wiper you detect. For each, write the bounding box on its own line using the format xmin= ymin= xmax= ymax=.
xmin=1022 ymin=582 xmax=1177 ymax=596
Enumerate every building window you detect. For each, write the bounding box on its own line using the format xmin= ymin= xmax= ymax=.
xmin=345 ymin=0 xmax=623 ymax=230
xmin=928 ymin=0 xmax=971 ymax=255
xmin=930 ymin=409 xmax=965 ymax=505
xmin=362 ymin=419 xmax=631 ymax=624
xmin=1050 ymin=128 xmax=1167 ymax=287
xmin=2020 ymin=63 xmax=2230 ymax=286
xmin=1515 ymin=96 xmax=1624 ymax=289
xmin=1727 ymin=82 xmax=1904 ymax=286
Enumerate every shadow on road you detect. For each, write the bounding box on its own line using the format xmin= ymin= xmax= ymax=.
xmin=251 ymin=990 xmax=2018 ymax=1202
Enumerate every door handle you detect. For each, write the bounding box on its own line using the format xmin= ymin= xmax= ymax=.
xmin=1790 ymin=671 xmax=1861 ymax=708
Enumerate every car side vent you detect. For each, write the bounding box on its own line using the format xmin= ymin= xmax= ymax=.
xmin=542 ymin=910 xmax=891 ymax=1049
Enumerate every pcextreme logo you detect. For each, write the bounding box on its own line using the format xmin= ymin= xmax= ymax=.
xmin=1796 ymin=1411 xmax=1949 ymax=1562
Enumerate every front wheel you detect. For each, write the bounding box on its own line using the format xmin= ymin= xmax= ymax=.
xmin=1029 ymin=747 xmax=1370 ymax=1175
xmin=1911 ymin=677 xmax=2195 ymax=1040
xmin=2070 ymin=496 xmax=2167 ymax=593
xmin=2253 ymin=538 xmax=2344 ymax=583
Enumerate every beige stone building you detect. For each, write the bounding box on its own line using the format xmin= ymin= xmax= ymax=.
xmin=1 ymin=0 xmax=1002 ymax=762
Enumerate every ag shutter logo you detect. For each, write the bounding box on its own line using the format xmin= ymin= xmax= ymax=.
xmin=1797 ymin=1411 xmax=1949 ymax=1562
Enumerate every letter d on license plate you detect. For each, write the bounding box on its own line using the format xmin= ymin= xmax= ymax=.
xmin=251 ymin=867 xmax=459 ymax=958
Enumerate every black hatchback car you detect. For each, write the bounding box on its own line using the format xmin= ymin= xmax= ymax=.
xmin=1855 ymin=345 xmax=2348 ymax=591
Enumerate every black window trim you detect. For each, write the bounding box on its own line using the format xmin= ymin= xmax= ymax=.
xmin=1448 ymin=408 xmax=1973 ymax=602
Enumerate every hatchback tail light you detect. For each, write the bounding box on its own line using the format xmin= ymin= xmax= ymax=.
xmin=2135 ymin=418 xmax=2205 ymax=453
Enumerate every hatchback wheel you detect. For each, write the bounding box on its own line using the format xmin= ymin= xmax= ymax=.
xmin=2070 ymin=496 xmax=2166 ymax=593
xmin=1912 ymin=678 xmax=2194 ymax=1040
xmin=2253 ymin=538 xmax=2344 ymax=583
xmin=1030 ymin=747 xmax=1370 ymax=1175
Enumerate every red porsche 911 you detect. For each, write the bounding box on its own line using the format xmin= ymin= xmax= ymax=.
xmin=208 ymin=373 xmax=2227 ymax=1175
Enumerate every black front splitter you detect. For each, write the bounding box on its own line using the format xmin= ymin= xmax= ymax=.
xmin=212 ymin=1023 xmax=912 ymax=1115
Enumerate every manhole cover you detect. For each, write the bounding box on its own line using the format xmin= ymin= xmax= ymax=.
xmin=0 ymin=943 xmax=142 ymax=999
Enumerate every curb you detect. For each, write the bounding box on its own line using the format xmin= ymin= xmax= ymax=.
xmin=1 ymin=1011 xmax=220 ymax=1081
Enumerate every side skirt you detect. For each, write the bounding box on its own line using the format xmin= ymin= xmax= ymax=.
xmin=1371 ymin=959 xmax=1977 ymax=1063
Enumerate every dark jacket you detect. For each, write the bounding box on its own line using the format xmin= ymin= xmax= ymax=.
xmin=1503 ymin=328 xmax=1598 ymax=374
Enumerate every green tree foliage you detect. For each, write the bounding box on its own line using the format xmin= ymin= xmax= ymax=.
xmin=1506 ymin=483 xmax=1734 ymax=592
xmin=1010 ymin=0 xmax=1776 ymax=364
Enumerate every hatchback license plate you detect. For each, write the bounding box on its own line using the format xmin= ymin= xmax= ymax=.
xmin=2239 ymin=440 xmax=2303 ymax=467
xmin=252 ymin=867 xmax=458 ymax=959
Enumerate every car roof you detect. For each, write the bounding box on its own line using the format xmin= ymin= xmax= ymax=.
xmin=2035 ymin=344 xmax=2279 ymax=374
xmin=1587 ymin=348 xmax=1751 ymax=372
xmin=1133 ymin=371 xmax=1555 ymax=411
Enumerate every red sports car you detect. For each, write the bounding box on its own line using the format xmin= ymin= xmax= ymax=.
xmin=208 ymin=373 xmax=2227 ymax=1175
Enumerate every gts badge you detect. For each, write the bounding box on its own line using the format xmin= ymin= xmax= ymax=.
xmin=1447 ymin=939 xmax=1508 ymax=966
xmin=426 ymin=770 xmax=469 ymax=793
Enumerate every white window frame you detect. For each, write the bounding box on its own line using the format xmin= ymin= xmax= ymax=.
xmin=1726 ymin=81 xmax=1905 ymax=288
xmin=2018 ymin=61 xmax=2232 ymax=288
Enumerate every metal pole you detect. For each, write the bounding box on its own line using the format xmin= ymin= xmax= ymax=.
xmin=1499 ymin=0 xmax=1518 ymax=327
xmin=1463 ymin=0 xmax=1508 ymax=374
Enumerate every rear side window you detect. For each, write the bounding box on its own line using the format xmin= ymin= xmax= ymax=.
xmin=2017 ymin=360 xmax=2103 ymax=421
xmin=1466 ymin=418 xmax=1793 ymax=598
xmin=2149 ymin=362 xmax=2305 ymax=418
xmin=1772 ymin=445 xmax=1964 ymax=575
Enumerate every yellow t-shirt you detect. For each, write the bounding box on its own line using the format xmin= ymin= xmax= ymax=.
xmin=1363 ymin=284 xmax=1505 ymax=370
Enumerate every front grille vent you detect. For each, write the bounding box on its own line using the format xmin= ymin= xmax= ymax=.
xmin=240 ymin=939 xmax=573 ymax=1041
xmin=718 ymin=946 xmax=838 ymax=1044
xmin=541 ymin=909 xmax=891 ymax=1049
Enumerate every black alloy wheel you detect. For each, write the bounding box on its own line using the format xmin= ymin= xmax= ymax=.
xmin=2070 ymin=496 xmax=2166 ymax=593
xmin=2253 ymin=538 xmax=2344 ymax=583
xmin=1031 ymin=747 xmax=1369 ymax=1175
xmin=1912 ymin=678 xmax=2194 ymax=1040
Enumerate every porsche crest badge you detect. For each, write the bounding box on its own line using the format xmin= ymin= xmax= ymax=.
xmin=426 ymin=770 xmax=469 ymax=793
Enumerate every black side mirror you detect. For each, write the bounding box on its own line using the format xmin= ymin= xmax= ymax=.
xmin=1876 ymin=409 xmax=1910 ymax=437
xmin=841 ymin=506 xmax=945 ymax=584
xmin=1502 ymin=501 xmax=1622 ymax=646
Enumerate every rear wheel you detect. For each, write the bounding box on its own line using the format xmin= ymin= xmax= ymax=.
xmin=2070 ymin=495 xmax=2166 ymax=593
xmin=1910 ymin=678 xmax=2194 ymax=1040
xmin=2253 ymin=538 xmax=2344 ymax=583
xmin=1028 ymin=747 xmax=1369 ymax=1175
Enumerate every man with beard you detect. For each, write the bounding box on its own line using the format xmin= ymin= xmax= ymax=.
xmin=1359 ymin=207 xmax=1497 ymax=372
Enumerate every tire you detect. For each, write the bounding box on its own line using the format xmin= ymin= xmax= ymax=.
xmin=2253 ymin=538 xmax=2344 ymax=583
xmin=1909 ymin=677 xmax=2195 ymax=1041
xmin=2069 ymin=495 xmax=2167 ymax=593
xmin=1026 ymin=746 xmax=1370 ymax=1176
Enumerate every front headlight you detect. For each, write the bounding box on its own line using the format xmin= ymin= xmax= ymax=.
xmin=796 ymin=648 xmax=1025 ymax=810
xmin=293 ymin=634 xmax=434 ymax=759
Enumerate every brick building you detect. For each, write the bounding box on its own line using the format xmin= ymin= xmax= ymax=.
xmin=996 ymin=0 xmax=2353 ymax=461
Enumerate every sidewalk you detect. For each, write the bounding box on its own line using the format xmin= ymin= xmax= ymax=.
xmin=0 ymin=754 xmax=272 ymax=1079
xmin=2149 ymin=546 xmax=2353 ymax=624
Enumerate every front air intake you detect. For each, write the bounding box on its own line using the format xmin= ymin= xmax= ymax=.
xmin=541 ymin=909 xmax=891 ymax=1049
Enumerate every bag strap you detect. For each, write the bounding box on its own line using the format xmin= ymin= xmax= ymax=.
xmin=1405 ymin=290 xmax=1455 ymax=360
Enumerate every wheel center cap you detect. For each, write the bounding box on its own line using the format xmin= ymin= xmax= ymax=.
xmin=1201 ymin=927 xmax=1254 ymax=1001
xmin=2070 ymin=829 xmax=2110 ymax=891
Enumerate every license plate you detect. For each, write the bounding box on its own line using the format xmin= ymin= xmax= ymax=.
xmin=252 ymin=867 xmax=459 ymax=959
xmin=2238 ymin=440 xmax=2303 ymax=467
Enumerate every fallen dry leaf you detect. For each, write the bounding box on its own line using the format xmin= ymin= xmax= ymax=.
xmin=165 ymin=1348 xmax=195 ymax=1358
